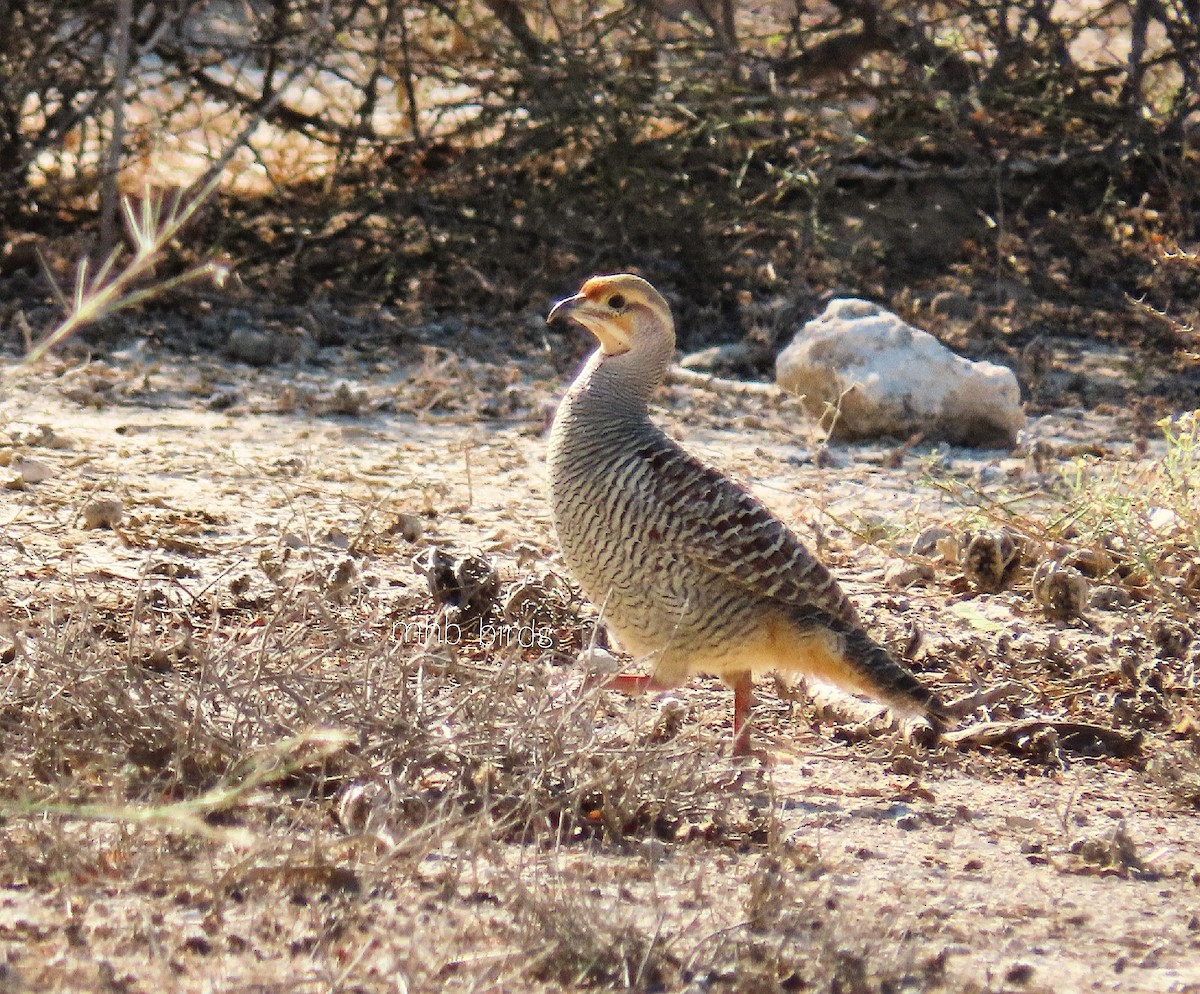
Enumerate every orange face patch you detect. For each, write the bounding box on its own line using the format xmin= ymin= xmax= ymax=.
xmin=579 ymin=276 xmax=626 ymax=301
xmin=566 ymin=286 xmax=634 ymax=354
xmin=588 ymin=311 xmax=633 ymax=354
xmin=603 ymin=310 xmax=634 ymax=335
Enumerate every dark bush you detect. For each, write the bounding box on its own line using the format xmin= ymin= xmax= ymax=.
xmin=4 ymin=1 xmax=1198 ymax=341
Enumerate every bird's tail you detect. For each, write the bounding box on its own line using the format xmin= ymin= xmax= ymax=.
xmin=838 ymin=625 xmax=950 ymax=734
xmin=780 ymin=611 xmax=950 ymax=735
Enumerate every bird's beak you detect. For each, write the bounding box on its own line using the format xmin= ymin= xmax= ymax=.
xmin=547 ymin=293 xmax=632 ymax=356
xmin=547 ymin=293 xmax=586 ymax=326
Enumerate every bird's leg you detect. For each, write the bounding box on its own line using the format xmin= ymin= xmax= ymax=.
xmin=589 ymin=673 xmax=661 ymax=695
xmin=729 ymin=671 xmax=754 ymax=757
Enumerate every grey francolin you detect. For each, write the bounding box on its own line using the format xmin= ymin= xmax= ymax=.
xmin=546 ymin=274 xmax=948 ymax=756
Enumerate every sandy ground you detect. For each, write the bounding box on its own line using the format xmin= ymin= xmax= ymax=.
xmin=1 ymin=344 xmax=1198 ymax=993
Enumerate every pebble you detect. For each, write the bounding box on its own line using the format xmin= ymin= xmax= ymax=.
xmin=1090 ymin=585 xmax=1133 ymax=611
xmin=885 ymin=559 xmax=936 ymax=589
xmin=82 ymin=497 xmax=124 ymax=529
xmin=911 ymin=524 xmax=956 ymax=558
xmin=577 ymin=646 xmax=621 ymax=676
xmin=6 ymin=455 xmax=52 ymax=487
xmin=963 ymin=529 xmax=1023 ymax=592
xmin=1032 ymin=561 xmax=1089 ymax=620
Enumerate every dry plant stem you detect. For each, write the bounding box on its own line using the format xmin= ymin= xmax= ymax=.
xmin=98 ymin=0 xmax=134 ymax=260
xmin=730 ymin=671 xmax=754 ymax=757
xmin=665 ymin=366 xmax=781 ymax=397
xmin=0 ymin=728 xmax=353 ymax=844
xmin=942 ymin=719 xmax=1142 ymax=753
xmin=804 ymin=680 xmax=906 ymax=729
xmin=24 ymin=7 xmax=336 ymax=365
xmin=28 ymin=184 xmax=213 ymax=365
xmin=943 ymin=681 xmax=1028 ymax=718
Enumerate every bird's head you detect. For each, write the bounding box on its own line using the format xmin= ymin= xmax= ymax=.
xmin=547 ymin=274 xmax=675 ymax=358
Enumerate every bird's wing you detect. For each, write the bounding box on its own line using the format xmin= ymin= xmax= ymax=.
xmin=619 ymin=434 xmax=947 ymax=723
xmin=636 ymin=438 xmax=861 ymax=628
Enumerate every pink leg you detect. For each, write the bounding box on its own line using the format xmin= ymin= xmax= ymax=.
xmin=585 ymin=672 xmax=660 ymax=694
xmin=729 ymin=671 xmax=754 ymax=757
xmin=605 ymin=673 xmax=657 ymax=694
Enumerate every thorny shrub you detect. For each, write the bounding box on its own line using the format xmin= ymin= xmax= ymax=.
xmin=2 ymin=1 xmax=1198 ymax=352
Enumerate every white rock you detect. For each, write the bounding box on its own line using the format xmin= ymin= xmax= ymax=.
xmin=775 ymin=299 xmax=1025 ymax=446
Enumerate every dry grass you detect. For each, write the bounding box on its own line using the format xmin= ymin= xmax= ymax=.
xmin=920 ymin=412 xmax=1200 ymax=613
xmin=24 ymin=184 xmax=227 ymax=363
xmin=0 ymin=555 xmax=825 ymax=990
xmin=4 ymin=347 xmax=1200 ymax=989
xmin=5 ymin=541 xmax=1185 ymax=989
xmin=0 ymin=448 xmax=977 ymax=992
xmin=0 ymin=569 xmax=754 ymax=836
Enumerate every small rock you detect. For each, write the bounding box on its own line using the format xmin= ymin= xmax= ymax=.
xmin=206 ymin=386 xmax=243 ymax=411
xmin=325 ymin=527 xmax=351 ymax=550
xmin=82 ymin=497 xmax=124 ymax=529
xmin=980 ymin=279 xmax=1036 ymax=307
xmin=776 ymin=299 xmax=1025 ymax=446
xmin=638 ymin=837 xmax=669 ymax=862
xmin=503 ymin=572 xmax=571 ymax=629
xmin=910 ymin=524 xmax=956 ymax=558
xmin=318 ymin=380 xmax=370 ymax=416
xmin=412 ymin=547 xmax=500 ymax=625
xmin=651 ymin=694 xmax=690 ymax=741
xmin=225 ymin=326 xmax=313 ymax=367
xmin=856 ymin=512 xmax=891 ymax=542
xmin=975 ymin=463 xmax=1004 ymax=486
xmin=1090 ymin=585 xmax=1133 ymax=612
xmin=813 ymin=444 xmax=849 ymax=469
xmin=259 ymin=547 xmax=291 ymax=582
xmin=930 ymin=290 xmax=977 ymax=321
xmin=390 ymin=512 xmax=425 ymax=543
xmin=7 ymin=455 xmax=52 ymax=487
xmin=678 ymin=341 xmax=759 ymax=376
xmin=327 ymin=557 xmax=358 ymax=593
xmin=12 ymin=424 xmax=70 ymax=449
xmin=1062 ymin=546 xmax=1115 ymax=579
xmin=1145 ymin=506 xmax=1181 ymax=536
xmin=578 ymin=646 xmax=622 ymax=677
xmin=1154 ymin=619 xmax=1192 ymax=659
xmin=335 ymin=782 xmax=391 ymax=839
xmin=885 ymin=559 xmax=935 ymax=589
xmin=225 ymin=327 xmax=278 ymax=366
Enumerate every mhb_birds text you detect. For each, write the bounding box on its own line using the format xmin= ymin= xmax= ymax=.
xmin=392 ymin=618 xmax=555 ymax=650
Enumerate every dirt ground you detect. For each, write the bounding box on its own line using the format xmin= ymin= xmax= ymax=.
xmin=1 ymin=331 xmax=1198 ymax=993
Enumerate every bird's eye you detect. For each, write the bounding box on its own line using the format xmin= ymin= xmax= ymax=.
xmin=607 ymin=293 xmax=626 ymax=311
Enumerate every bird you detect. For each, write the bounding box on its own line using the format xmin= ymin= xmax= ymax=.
xmin=545 ymin=273 xmax=949 ymax=757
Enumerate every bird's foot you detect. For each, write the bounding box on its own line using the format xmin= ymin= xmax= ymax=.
xmin=587 ymin=672 xmax=659 ymax=695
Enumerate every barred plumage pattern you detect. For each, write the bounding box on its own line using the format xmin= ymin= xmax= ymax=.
xmin=547 ymin=275 xmax=947 ymax=740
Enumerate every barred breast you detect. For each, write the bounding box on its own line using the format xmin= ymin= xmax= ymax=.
xmin=543 ymin=273 xmax=948 ymax=752
xmin=547 ymin=353 xmax=857 ymax=687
